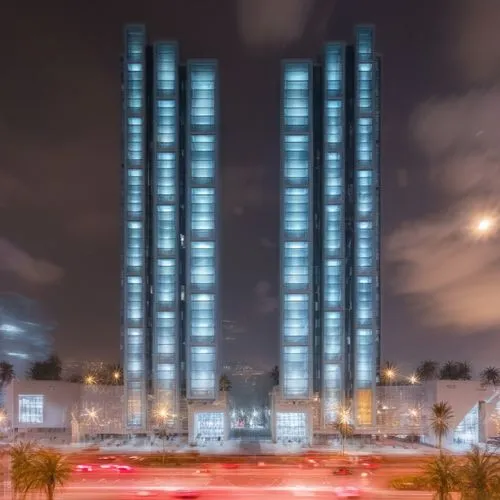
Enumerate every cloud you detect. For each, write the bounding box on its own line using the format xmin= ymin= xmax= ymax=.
xmin=0 ymin=239 xmax=63 ymax=285
xmin=453 ymin=1 xmax=500 ymax=84
xmin=254 ymin=280 xmax=278 ymax=314
xmin=237 ymin=0 xmax=315 ymax=47
xmin=388 ymin=86 xmax=500 ymax=331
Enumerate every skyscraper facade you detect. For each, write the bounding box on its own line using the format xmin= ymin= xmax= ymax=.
xmin=276 ymin=26 xmax=380 ymax=442
xmin=122 ymin=26 xmax=221 ymax=437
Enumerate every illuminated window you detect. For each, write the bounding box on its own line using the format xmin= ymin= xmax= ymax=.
xmin=194 ymin=412 xmax=224 ymax=441
xmin=276 ymin=412 xmax=308 ymax=443
xmin=19 ymin=395 xmax=43 ymax=424
xmin=190 ymin=346 xmax=216 ymax=398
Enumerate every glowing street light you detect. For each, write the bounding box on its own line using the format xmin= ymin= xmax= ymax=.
xmin=113 ymin=371 xmax=120 ymax=381
xmin=384 ymin=368 xmax=396 ymax=385
xmin=85 ymin=375 xmax=96 ymax=385
xmin=409 ymin=374 xmax=419 ymax=385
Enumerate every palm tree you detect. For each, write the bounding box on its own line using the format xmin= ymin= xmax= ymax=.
xmin=456 ymin=361 xmax=472 ymax=381
xmin=422 ymin=453 xmax=459 ymax=500
xmin=0 ymin=361 xmax=14 ymax=386
xmin=9 ymin=441 xmax=38 ymax=497
xmin=270 ymin=365 xmax=279 ymax=386
xmin=480 ymin=366 xmax=500 ymax=387
xmin=334 ymin=419 xmax=354 ymax=455
xmin=439 ymin=361 xmax=459 ymax=380
xmin=28 ymin=449 xmax=72 ymax=499
xmin=333 ymin=406 xmax=354 ymax=455
xmin=430 ymin=401 xmax=454 ymax=452
xmin=439 ymin=361 xmax=472 ymax=381
xmin=459 ymin=445 xmax=500 ymax=499
xmin=416 ymin=360 xmax=439 ymax=381
xmin=219 ymin=374 xmax=232 ymax=392
xmin=9 ymin=444 xmax=71 ymax=499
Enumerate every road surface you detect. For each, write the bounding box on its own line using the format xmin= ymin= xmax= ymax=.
xmin=0 ymin=463 xmax=433 ymax=499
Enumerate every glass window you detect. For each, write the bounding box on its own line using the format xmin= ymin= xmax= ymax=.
xmin=283 ymin=63 xmax=310 ymax=129
xmin=284 ymin=187 xmax=309 ymax=240
xmin=276 ymin=412 xmax=308 ymax=443
xmin=191 ymin=242 xmax=215 ymax=291
xmin=284 ymin=135 xmax=309 ymax=184
xmin=283 ymin=294 xmax=309 ymax=343
xmin=190 ymin=64 xmax=216 ymax=130
xmin=191 ymin=294 xmax=215 ymax=340
xmin=283 ymin=345 xmax=309 ymax=397
xmin=194 ymin=412 xmax=225 ymax=442
xmin=325 ymin=45 xmax=343 ymax=94
xmin=19 ymin=395 xmax=43 ymax=424
xmin=190 ymin=346 xmax=216 ymax=398
xmin=324 ymin=259 xmax=342 ymax=307
xmin=191 ymin=188 xmax=215 ymax=239
xmin=284 ymin=242 xmax=309 ymax=290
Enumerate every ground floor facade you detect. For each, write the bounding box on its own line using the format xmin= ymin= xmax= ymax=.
xmin=2 ymin=380 xmax=499 ymax=450
xmin=270 ymin=381 xmax=500 ymax=448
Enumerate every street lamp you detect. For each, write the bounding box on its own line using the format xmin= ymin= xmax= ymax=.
xmin=113 ymin=371 xmax=120 ymax=382
xmin=153 ymin=406 xmax=176 ymax=460
xmin=409 ymin=374 xmax=419 ymax=385
xmin=384 ymin=368 xmax=396 ymax=385
xmin=84 ymin=407 xmax=100 ymax=442
xmin=85 ymin=375 xmax=96 ymax=385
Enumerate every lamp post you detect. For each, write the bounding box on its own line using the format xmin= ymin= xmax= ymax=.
xmin=154 ymin=407 xmax=176 ymax=462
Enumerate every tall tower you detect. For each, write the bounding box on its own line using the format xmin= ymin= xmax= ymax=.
xmin=121 ymin=26 xmax=222 ymax=440
xmin=276 ymin=26 xmax=381 ymax=443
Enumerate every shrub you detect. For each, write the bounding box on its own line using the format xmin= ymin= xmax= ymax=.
xmin=390 ymin=475 xmax=430 ymax=491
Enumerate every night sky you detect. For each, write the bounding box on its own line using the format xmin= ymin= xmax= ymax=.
xmin=2 ymin=0 xmax=500 ymax=373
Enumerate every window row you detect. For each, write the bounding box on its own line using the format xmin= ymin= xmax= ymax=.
xmin=190 ymin=346 xmax=216 ymax=396
xmin=323 ymin=364 xmax=342 ymax=389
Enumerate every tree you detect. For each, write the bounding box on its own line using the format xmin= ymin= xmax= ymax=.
xmin=481 ymin=366 xmax=500 ymax=387
xmin=459 ymin=445 xmax=500 ymax=499
xmin=28 ymin=354 xmax=62 ymax=381
xmin=9 ymin=441 xmax=37 ymax=497
xmin=219 ymin=374 xmax=232 ymax=392
xmin=416 ymin=360 xmax=439 ymax=381
xmin=439 ymin=361 xmax=459 ymax=380
xmin=456 ymin=361 xmax=472 ymax=381
xmin=270 ymin=365 xmax=279 ymax=386
xmin=422 ymin=453 xmax=459 ymax=500
xmin=430 ymin=401 xmax=454 ymax=452
xmin=439 ymin=361 xmax=472 ymax=381
xmin=0 ymin=361 xmax=14 ymax=386
xmin=380 ymin=361 xmax=397 ymax=385
xmin=334 ymin=418 xmax=354 ymax=455
xmin=28 ymin=449 xmax=72 ymax=500
xmin=9 ymin=443 xmax=72 ymax=499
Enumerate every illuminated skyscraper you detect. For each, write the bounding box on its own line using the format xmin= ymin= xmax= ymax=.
xmin=122 ymin=26 xmax=221 ymax=437
xmin=276 ymin=26 xmax=380 ymax=442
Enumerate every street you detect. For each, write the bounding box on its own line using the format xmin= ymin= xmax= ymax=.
xmin=7 ymin=463 xmax=433 ymax=499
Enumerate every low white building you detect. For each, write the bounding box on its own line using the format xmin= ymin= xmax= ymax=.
xmin=1 ymin=380 xmax=123 ymax=443
xmin=270 ymin=380 xmax=500 ymax=447
xmin=421 ymin=380 xmax=500 ymax=447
